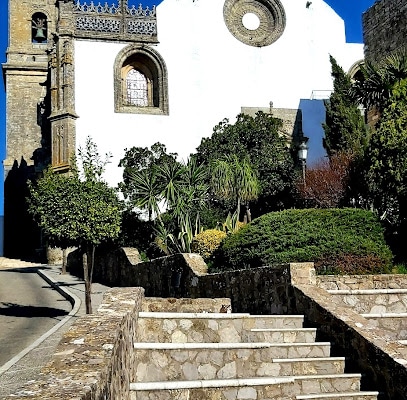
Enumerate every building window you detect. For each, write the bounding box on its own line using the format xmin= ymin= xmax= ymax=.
xmin=114 ymin=45 xmax=168 ymax=115
xmin=32 ymin=12 xmax=48 ymax=43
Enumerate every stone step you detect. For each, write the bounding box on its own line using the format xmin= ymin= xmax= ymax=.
xmin=134 ymin=342 xmax=331 ymax=364
xmin=360 ymin=313 xmax=407 ymax=340
xmin=244 ymin=327 xmax=317 ymax=343
xmin=134 ymin=351 xmax=346 ymax=382
xmin=142 ymin=297 xmax=232 ymax=313
xmin=291 ymin=374 xmax=362 ymax=395
xmin=297 ymin=392 xmax=379 ymax=399
xmin=130 ymin=376 xmax=294 ymax=399
xmin=137 ymin=312 xmax=305 ymax=343
xmin=326 ymin=289 xmax=407 ymax=314
xmin=134 ymin=342 xmax=334 ymax=383
xmin=130 ymin=374 xmax=363 ymax=399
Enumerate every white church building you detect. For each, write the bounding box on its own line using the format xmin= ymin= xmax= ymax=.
xmin=4 ymin=0 xmax=363 ymax=187
xmin=73 ymin=0 xmax=363 ymax=185
xmin=2 ymin=0 xmax=363 ymax=258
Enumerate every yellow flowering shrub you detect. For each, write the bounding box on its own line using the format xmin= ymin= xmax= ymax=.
xmin=191 ymin=229 xmax=227 ymax=260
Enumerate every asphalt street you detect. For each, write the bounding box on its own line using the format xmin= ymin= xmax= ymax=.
xmin=0 ymin=268 xmax=72 ymax=367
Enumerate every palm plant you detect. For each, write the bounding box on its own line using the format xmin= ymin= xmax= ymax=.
xmin=157 ymin=161 xmax=184 ymax=211
xmin=351 ymin=51 xmax=407 ymax=112
xmin=211 ymin=154 xmax=260 ymax=222
xmin=127 ymin=168 xmax=162 ymax=221
xmin=127 ymin=156 xmax=210 ymax=255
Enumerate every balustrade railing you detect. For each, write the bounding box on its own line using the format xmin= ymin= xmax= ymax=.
xmin=73 ymin=1 xmax=157 ymax=39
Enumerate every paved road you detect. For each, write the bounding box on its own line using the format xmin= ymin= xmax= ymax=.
xmin=0 ymin=268 xmax=72 ymax=367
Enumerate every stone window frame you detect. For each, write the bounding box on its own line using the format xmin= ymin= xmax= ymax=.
xmin=348 ymin=59 xmax=365 ymax=83
xmin=114 ymin=45 xmax=169 ymax=115
xmin=223 ymin=0 xmax=286 ymax=48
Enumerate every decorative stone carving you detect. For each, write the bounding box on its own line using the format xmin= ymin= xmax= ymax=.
xmin=73 ymin=0 xmax=157 ymax=40
xmin=76 ymin=16 xmax=121 ymax=33
xmin=223 ymin=0 xmax=286 ymax=47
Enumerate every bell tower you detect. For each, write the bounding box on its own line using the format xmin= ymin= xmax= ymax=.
xmin=3 ymin=0 xmax=58 ymax=175
xmin=2 ymin=0 xmax=78 ymax=258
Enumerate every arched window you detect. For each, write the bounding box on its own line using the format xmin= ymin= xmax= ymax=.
xmin=114 ymin=45 xmax=168 ymax=115
xmin=32 ymin=12 xmax=48 ymax=43
xmin=348 ymin=60 xmax=364 ymax=84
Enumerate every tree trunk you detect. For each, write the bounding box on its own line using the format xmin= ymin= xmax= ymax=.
xmin=244 ymin=202 xmax=252 ymax=223
xmin=236 ymin=197 xmax=241 ymax=222
xmin=61 ymin=248 xmax=67 ymax=274
xmin=82 ymin=251 xmax=92 ymax=314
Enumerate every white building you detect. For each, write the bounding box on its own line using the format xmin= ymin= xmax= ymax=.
xmin=72 ymin=0 xmax=363 ymax=185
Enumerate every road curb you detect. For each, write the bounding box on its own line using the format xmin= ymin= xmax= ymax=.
xmin=0 ymin=267 xmax=81 ymax=376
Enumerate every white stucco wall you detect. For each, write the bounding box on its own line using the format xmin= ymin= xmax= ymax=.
xmin=74 ymin=0 xmax=363 ymax=186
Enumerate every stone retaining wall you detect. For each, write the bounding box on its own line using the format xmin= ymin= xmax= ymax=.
xmin=77 ymin=247 xmax=314 ymax=315
xmin=322 ymin=290 xmax=407 ymax=314
xmin=293 ymin=284 xmax=407 ymax=400
xmin=32 ymin=248 xmax=406 ymax=399
xmin=10 ymin=287 xmax=145 ymax=400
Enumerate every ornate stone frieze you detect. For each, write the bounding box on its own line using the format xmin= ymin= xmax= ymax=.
xmin=223 ymin=0 xmax=286 ymax=47
xmin=73 ymin=0 xmax=157 ymax=40
xmin=76 ymin=16 xmax=121 ymax=33
xmin=127 ymin=20 xmax=156 ymax=35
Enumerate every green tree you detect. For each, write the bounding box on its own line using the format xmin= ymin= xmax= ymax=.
xmin=118 ymin=142 xmax=178 ymax=220
xmin=195 ymin=111 xmax=295 ymax=216
xmin=351 ymin=52 xmax=407 ymax=112
xmin=351 ymin=51 xmax=407 ymax=260
xmin=27 ymin=169 xmax=77 ymax=273
xmin=366 ymin=79 xmax=407 ymax=233
xmin=210 ymin=155 xmax=260 ymax=222
xmin=28 ymin=138 xmax=121 ymax=313
xmin=323 ymin=55 xmax=368 ymax=157
xmin=119 ymin=144 xmax=210 ymax=255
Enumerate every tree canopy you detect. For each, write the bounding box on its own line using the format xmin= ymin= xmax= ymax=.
xmin=195 ymin=111 xmax=296 ymax=215
xmin=366 ymin=78 xmax=407 ymax=229
xmin=27 ymin=137 xmax=121 ymax=313
xmin=323 ymin=55 xmax=368 ymax=157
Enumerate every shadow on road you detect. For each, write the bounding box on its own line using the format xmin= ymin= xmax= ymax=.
xmin=0 ymin=302 xmax=69 ymax=318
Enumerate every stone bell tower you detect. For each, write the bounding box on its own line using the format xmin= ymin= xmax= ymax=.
xmin=3 ymin=0 xmax=77 ymax=176
xmin=2 ymin=0 xmax=77 ymax=258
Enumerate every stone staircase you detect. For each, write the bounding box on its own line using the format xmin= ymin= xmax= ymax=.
xmin=130 ymin=300 xmax=379 ymax=400
xmin=326 ymin=288 xmax=407 ymax=342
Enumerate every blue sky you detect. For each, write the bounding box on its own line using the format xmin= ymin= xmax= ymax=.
xmin=0 ymin=0 xmax=377 ymax=162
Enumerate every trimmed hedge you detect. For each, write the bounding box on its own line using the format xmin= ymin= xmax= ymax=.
xmin=211 ymin=208 xmax=393 ymax=274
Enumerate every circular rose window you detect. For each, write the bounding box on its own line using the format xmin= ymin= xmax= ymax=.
xmin=223 ymin=0 xmax=286 ymax=47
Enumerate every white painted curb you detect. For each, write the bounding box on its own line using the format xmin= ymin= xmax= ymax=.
xmin=0 ymin=267 xmax=81 ymax=376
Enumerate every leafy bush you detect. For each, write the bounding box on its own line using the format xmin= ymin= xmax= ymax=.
xmin=212 ymin=208 xmax=393 ymax=274
xmin=191 ymin=229 xmax=227 ymax=261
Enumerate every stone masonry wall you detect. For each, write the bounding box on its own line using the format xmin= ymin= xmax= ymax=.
xmin=294 ymin=284 xmax=407 ymax=400
xmin=363 ymin=0 xmax=407 ymax=63
xmin=65 ymin=248 xmax=407 ymax=399
xmin=80 ymin=247 xmax=314 ymax=315
xmin=317 ymin=274 xmax=407 ymax=340
xmin=10 ymin=287 xmax=145 ymax=400
xmin=13 ymin=249 xmax=407 ymax=399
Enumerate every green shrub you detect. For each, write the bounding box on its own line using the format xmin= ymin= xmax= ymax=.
xmin=191 ymin=229 xmax=227 ymax=261
xmin=212 ymin=208 xmax=393 ymax=274
xmin=392 ymin=264 xmax=407 ymax=274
